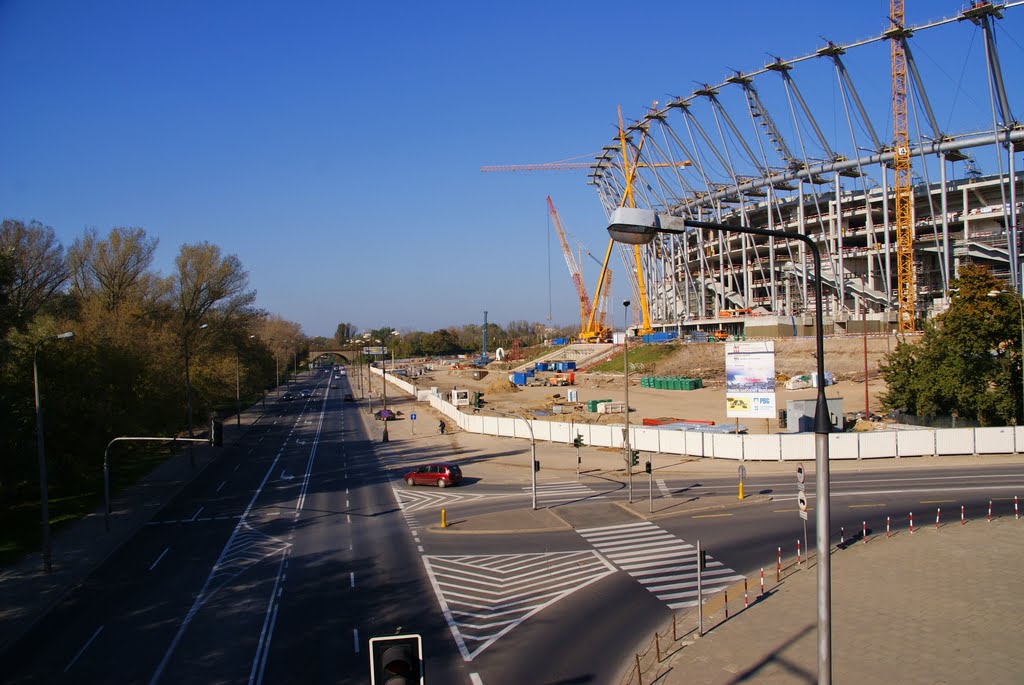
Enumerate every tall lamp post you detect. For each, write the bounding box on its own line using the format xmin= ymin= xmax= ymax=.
xmin=184 ymin=323 xmax=209 ymax=469
xmin=33 ymin=330 xmax=74 ymax=573
xmin=623 ymin=300 xmax=633 ymax=504
xmin=606 ymin=206 xmax=833 ymax=683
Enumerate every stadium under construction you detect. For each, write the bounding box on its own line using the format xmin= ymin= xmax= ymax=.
xmin=587 ymin=1 xmax=1023 ymax=338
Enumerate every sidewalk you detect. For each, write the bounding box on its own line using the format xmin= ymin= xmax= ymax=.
xmin=0 ymin=392 xmax=275 ymax=658
xmin=622 ymin=517 xmax=1024 ymax=685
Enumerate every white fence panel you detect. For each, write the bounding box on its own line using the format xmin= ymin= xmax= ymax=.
xmin=590 ymin=425 xmax=614 ymax=448
xmin=497 ymin=418 xmax=517 ymax=438
xmin=829 ymin=433 xmax=861 ymax=459
xmin=896 ymin=430 xmax=935 ymax=457
xmin=975 ymin=426 xmax=1015 ymax=455
xmin=858 ymin=431 xmax=897 ymax=459
xmin=462 ymin=414 xmax=483 ymax=434
xmin=935 ymin=428 xmax=975 ymax=456
xmin=633 ymin=427 xmax=661 ymax=452
xmin=1016 ymin=426 xmax=1024 ymax=453
xmin=660 ymin=431 xmax=687 ymax=455
xmin=684 ymin=432 xmax=707 ymax=457
xmin=549 ymin=422 xmax=573 ymax=444
xmin=710 ymin=434 xmax=743 ymax=460
xmin=743 ymin=434 xmax=781 ymax=461
xmin=532 ymin=421 xmax=552 ymax=442
xmin=780 ymin=433 xmax=815 ymax=461
xmin=482 ymin=416 xmax=500 ymax=435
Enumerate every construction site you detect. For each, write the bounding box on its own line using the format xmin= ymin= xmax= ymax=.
xmin=488 ymin=2 xmax=1023 ymax=340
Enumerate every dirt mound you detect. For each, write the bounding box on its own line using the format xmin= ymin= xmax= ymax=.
xmin=486 ymin=377 xmax=521 ymax=394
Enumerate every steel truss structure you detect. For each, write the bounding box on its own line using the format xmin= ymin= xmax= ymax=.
xmin=589 ymin=2 xmax=1023 ymax=333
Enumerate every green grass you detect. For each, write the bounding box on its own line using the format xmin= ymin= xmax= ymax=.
xmin=0 ymin=444 xmax=173 ymax=567
xmin=589 ymin=343 xmax=677 ymax=373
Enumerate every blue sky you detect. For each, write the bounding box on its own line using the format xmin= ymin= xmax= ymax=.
xmin=2 ymin=1 xmax=1021 ymax=336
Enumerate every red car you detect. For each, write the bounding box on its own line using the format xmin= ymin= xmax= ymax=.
xmin=403 ymin=463 xmax=463 ymax=488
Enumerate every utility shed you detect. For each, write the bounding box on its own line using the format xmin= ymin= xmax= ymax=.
xmin=784 ymin=398 xmax=844 ymax=433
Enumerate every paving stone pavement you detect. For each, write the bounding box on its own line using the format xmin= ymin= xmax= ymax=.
xmin=630 ymin=517 xmax=1024 ymax=685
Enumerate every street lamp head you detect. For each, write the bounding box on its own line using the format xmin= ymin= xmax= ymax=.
xmin=199 ymin=323 xmax=209 ymax=330
xmin=56 ymin=331 xmax=74 ymax=340
xmin=607 ymin=207 xmax=671 ymax=245
xmin=623 ymin=300 xmax=630 ymax=308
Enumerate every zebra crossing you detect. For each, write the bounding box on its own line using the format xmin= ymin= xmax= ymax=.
xmin=524 ymin=480 xmax=615 ymax=506
xmin=391 ymin=484 xmax=515 ymax=513
xmin=577 ymin=521 xmax=745 ymax=610
xmin=422 ymin=551 xmax=616 ymax=661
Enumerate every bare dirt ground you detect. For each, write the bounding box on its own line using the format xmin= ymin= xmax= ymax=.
xmin=402 ymin=335 xmax=910 ymax=435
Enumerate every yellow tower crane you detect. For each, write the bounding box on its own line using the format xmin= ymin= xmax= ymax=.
xmin=888 ymin=0 xmax=916 ymax=332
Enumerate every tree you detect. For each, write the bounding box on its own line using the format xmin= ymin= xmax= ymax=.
xmin=172 ymin=242 xmax=257 ymax=435
xmin=880 ymin=264 xmax=1019 ymax=425
xmin=0 ymin=219 xmax=70 ymax=325
xmin=67 ymin=227 xmax=158 ymax=311
xmin=334 ymin=322 xmax=357 ymax=345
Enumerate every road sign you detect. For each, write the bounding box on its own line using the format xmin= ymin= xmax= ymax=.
xmin=796 ymin=464 xmax=805 ymax=485
xmin=411 ymin=413 xmax=416 ymax=421
xmin=738 ymin=465 xmax=747 ymax=480
xmin=798 ymin=491 xmax=809 ymax=520
xmin=363 ymin=346 xmax=387 ymax=355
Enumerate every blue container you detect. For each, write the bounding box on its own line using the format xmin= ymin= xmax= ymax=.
xmin=563 ymin=361 xmax=576 ymax=370
xmin=512 ymin=372 xmax=527 ymax=385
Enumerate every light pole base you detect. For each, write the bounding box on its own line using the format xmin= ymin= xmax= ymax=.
xmin=382 ymin=427 xmax=389 ymax=443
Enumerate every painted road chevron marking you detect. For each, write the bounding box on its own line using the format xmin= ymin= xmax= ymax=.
xmin=578 ymin=521 xmax=744 ymax=610
xmin=525 ymin=481 xmax=612 ymax=505
xmin=423 ymin=551 xmax=615 ymax=661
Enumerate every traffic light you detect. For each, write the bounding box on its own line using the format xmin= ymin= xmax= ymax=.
xmin=630 ymin=450 xmax=639 ymax=467
xmin=573 ymin=435 xmax=583 ymax=448
xmin=210 ymin=419 xmax=223 ymax=447
xmin=369 ymin=634 xmax=423 ymax=684
xmin=644 ymin=460 xmax=652 ymax=474
xmin=534 ymin=460 xmax=540 ymax=472
xmin=699 ymin=549 xmax=708 ymax=570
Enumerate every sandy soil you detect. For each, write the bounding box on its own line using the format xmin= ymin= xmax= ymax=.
xmin=399 ymin=335 xmax=909 ymax=435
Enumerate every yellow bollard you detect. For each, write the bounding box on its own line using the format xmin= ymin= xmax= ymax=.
xmin=738 ymin=481 xmax=744 ymax=500
xmin=441 ymin=508 xmax=447 ymax=528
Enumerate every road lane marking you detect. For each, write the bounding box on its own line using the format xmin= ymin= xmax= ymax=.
xmin=216 ymin=481 xmax=226 ymax=493
xmin=692 ymin=513 xmax=733 ymax=519
xmin=234 ymin=464 xmax=241 ymax=472
xmin=920 ymin=499 xmax=956 ymax=504
xmin=190 ymin=507 xmax=204 ymax=521
xmin=294 ymin=390 xmax=330 ymax=514
xmin=849 ymin=503 xmax=886 ymax=508
xmin=148 ymin=548 xmax=170 ymax=572
xmin=350 ymin=572 xmax=355 ymax=588
xmin=64 ymin=625 xmax=103 ymax=673
xmin=149 ymin=448 xmax=289 ymax=685
xmin=353 ymin=628 xmax=359 ymax=653
xmin=470 ymin=674 xmax=484 ymax=685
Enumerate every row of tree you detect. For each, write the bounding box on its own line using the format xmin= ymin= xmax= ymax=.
xmin=324 ymin=321 xmax=577 ymax=359
xmin=0 ymin=219 xmax=309 ymax=505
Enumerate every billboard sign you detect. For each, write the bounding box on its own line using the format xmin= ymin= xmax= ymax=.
xmin=725 ymin=341 xmax=776 ymax=419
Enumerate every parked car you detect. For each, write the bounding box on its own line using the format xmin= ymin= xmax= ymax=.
xmin=403 ymin=463 xmax=463 ymax=488
xmin=343 ymin=393 xmax=354 ymax=402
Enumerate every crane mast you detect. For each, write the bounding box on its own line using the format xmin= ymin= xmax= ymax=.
xmin=547 ymin=196 xmax=592 ymax=332
xmin=889 ymin=0 xmax=916 ymax=332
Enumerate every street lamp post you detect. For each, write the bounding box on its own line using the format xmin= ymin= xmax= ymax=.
xmin=33 ymin=330 xmax=74 ymax=573
xmin=491 ymin=409 xmax=537 ymax=509
xmin=623 ymin=300 xmax=633 ymax=504
xmin=184 ymin=323 xmax=208 ymax=468
xmin=607 ymin=207 xmax=833 ymax=683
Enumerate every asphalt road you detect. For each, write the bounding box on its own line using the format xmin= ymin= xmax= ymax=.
xmin=4 ymin=372 xmax=1024 ymax=685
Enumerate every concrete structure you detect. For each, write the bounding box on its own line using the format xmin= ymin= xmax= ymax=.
xmin=588 ymin=4 xmax=1023 ymax=337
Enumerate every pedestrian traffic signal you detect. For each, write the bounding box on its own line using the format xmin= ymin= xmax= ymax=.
xmin=645 ymin=460 xmax=652 ymax=474
xmin=630 ymin=450 xmax=639 ymax=467
xmin=369 ymin=633 xmax=423 ymax=684
xmin=534 ymin=460 xmax=541 ymax=472
xmin=210 ymin=419 xmax=223 ymax=447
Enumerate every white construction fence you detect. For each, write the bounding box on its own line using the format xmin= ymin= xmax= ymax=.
xmin=372 ymin=368 xmax=1021 ymax=460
